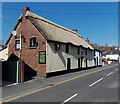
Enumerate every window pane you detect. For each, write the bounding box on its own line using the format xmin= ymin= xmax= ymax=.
xmin=17 ymin=44 xmax=20 ymax=49
xmin=16 ymin=40 xmax=20 ymax=44
xmin=16 ymin=40 xmax=20 ymax=50
xmin=30 ymin=37 xmax=36 ymax=47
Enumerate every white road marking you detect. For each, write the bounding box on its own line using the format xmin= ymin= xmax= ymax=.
xmin=107 ymin=72 xmax=113 ymax=76
xmin=89 ymin=78 xmax=103 ymax=87
xmin=61 ymin=93 xmax=78 ymax=104
xmin=115 ymin=69 xmax=118 ymax=71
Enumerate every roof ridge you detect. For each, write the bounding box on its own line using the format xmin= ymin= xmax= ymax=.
xmin=25 ymin=11 xmax=93 ymax=50
xmin=25 ymin=11 xmax=82 ymax=37
xmin=5 ymin=11 xmax=93 ymax=50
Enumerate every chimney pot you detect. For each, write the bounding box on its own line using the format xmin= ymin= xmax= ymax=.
xmin=22 ymin=7 xmax=30 ymax=12
xmin=85 ymin=38 xmax=89 ymax=43
xmin=72 ymin=29 xmax=78 ymax=33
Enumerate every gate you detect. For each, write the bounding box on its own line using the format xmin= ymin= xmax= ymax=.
xmin=7 ymin=61 xmax=19 ymax=83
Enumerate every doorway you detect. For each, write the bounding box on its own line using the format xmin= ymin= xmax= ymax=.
xmin=96 ymin=57 xmax=98 ymax=66
xmin=7 ymin=61 xmax=19 ymax=83
xmin=86 ymin=58 xmax=88 ymax=68
xmin=78 ymin=58 xmax=80 ymax=69
xmin=67 ymin=58 xmax=71 ymax=70
xmin=81 ymin=57 xmax=84 ymax=68
xmin=94 ymin=58 xmax=96 ymax=66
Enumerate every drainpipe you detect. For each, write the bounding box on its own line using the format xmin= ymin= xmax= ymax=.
xmin=19 ymin=35 xmax=22 ymax=83
xmin=18 ymin=7 xmax=30 ymax=83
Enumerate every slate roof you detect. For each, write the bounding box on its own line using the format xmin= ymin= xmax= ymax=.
xmin=90 ymin=43 xmax=101 ymax=51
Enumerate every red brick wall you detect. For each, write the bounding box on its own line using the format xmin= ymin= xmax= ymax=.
xmin=8 ymin=14 xmax=47 ymax=77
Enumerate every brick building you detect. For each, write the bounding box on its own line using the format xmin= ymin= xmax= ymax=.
xmin=4 ymin=7 xmax=95 ymax=83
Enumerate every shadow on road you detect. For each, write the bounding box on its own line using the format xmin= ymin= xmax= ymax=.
xmin=46 ymin=66 xmax=95 ymax=78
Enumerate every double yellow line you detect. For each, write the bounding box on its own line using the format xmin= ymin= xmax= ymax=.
xmin=1 ymin=65 xmax=116 ymax=103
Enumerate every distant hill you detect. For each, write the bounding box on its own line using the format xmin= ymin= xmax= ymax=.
xmin=90 ymin=43 xmax=119 ymax=53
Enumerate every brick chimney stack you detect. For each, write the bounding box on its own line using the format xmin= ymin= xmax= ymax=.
xmin=22 ymin=7 xmax=30 ymax=15
xmin=72 ymin=29 xmax=78 ymax=33
xmin=85 ymin=38 xmax=89 ymax=43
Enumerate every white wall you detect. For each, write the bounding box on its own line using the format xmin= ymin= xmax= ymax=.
xmin=0 ymin=47 xmax=8 ymax=61
xmin=87 ymin=49 xmax=94 ymax=67
xmin=106 ymin=54 xmax=119 ymax=60
xmin=94 ymin=50 xmax=102 ymax=66
xmin=46 ymin=41 xmax=94 ymax=73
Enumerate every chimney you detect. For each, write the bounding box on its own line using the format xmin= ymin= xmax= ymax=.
xmin=85 ymin=38 xmax=89 ymax=43
xmin=22 ymin=7 xmax=30 ymax=14
xmin=72 ymin=29 xmax=78 ymax=33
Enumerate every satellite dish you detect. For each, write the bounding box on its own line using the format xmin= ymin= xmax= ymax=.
xmin=12 ymin=30 xmax=17 ymax=36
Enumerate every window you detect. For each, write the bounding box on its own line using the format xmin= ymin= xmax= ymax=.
xmin=15 ymin=40 xmax=20 ymax=50
xmin=81 ymin=51 xmax=84 ymax=55
xmin=94 ymin=50 xmax=95 ymax=56
xmin=30 ymin=37 xmax=37 ymax=48
xmin=86 ymin=58 xmax=88 ymax=68
xmin=78 ymin=58 xmax=80 ymax=68
xmin=78 ymin=47 xmax=80 ymax=55
xmin=55 ymin=43 xmax=60 ymax=50
xmin=66 ymin=44 xmax=69 ymax=53
xmin=85 ymin=49 xmax=87 ymax=55
xmin=99 ymin=52 xmax=101 ymax=57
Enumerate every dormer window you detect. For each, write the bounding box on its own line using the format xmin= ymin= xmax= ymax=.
xmin=78 ymin=47 xmax=80 ymax=55
xmin=66 ymin=44 xmax=69 ymax=53
xmin=86 ymin=49 xmax=87 ymax=55
xmin=81 ymin=51 xmax=84 ymax=55
xmin=55 ymin=43 xmax=60 ymax=50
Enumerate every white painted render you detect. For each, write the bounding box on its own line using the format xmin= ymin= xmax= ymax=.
xmin=46 ymin=41 xmax=94 ymax=73
xmin=106 ymin=54 xmax=119 ymax=60
xmin=94 ymin=50 xmax=102 ymax=66
xmin=87 ymin=49 xmax=94 ymax=67
xmin=0 ymin=47 xmax=8 ymax=61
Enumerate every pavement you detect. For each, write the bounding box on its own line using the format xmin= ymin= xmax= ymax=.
xmin=0 ymin=81 xmax=16 ymax=87
xmin=1 ymin=63 xmax=119 ymax=103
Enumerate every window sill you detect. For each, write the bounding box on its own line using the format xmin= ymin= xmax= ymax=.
xmin=29 ymin=47 xmax=36 ymax=49
xmin=15 ymin=49 xmax=20 ymax=51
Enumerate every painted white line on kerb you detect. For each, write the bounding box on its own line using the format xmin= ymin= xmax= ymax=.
xmin=6 ymin=83 xmax=18 ymax=87
xmin=107 ymin=72 xmax=113 ymax=76
xmin=89 ymin=78 xmax=103 ymax=87
xmin=61 ymin=93 xmax=78 ymax=104
xmin=115 ymin=69 xmax=118 ymax=71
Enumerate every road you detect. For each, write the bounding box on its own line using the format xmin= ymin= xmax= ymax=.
xmin=2 ymin=64 xmax=118 ymax=103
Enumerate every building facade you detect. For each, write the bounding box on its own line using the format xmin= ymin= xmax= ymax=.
xmin=106 ymin=54 xmax=119 ymax=64
xmin=0 ymin=47 xmax=8 ymax=61
xmin=4 ymin=7 xmax=96 ymax=83
xmin=90 ymin=44 xmax=102 ymax=67
xmin=46 ymin=41 xmax=94 ymax=73
xmin=94 ymin=50 xmax=102 ymax=66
